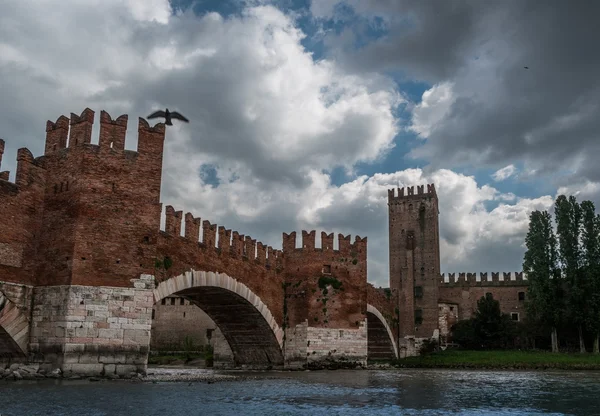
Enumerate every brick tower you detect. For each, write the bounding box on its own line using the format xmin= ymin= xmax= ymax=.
xmin=388 ymin=184 xmax=440 ymax=353
xmin=35 ymin=109 xmax=166 ymax=288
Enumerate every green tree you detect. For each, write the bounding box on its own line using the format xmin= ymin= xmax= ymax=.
xmin=450 ymin=293 xmax=516 ymax=350
xmin=473 ymin=293 xmax=516 ymax=349
xmin=523 ymin=210 xmax=563 ymax=352
xmin=555 ymin=195 xmax=587 ymax=352
xmin=451 ymin=319 xmax=481 ymax=349
xmin=581 ymin=200 xmax=600 ymax=353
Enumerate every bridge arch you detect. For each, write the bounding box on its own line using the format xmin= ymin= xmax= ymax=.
xmin=0 ymin=291 xmax=29 ymax=357
xmin=153 ymin=270 xmax=284 ymax=367
xmin=366 ymin=304 xmax=398 ymax=360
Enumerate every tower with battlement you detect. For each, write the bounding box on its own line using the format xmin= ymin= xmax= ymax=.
xmin=388 ymin=184 xmax=440 ymax=351
xmin=37 ymin=109 xmax=166 ymax=287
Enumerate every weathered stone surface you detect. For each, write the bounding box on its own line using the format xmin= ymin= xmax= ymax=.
xmin=28 ymin=284 xmax=152 ymax=376
xmin=284 ymin=320 xmax=368 ymax=369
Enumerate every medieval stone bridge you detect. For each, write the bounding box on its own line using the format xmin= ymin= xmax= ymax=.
xmin=0 ymin=108 xmax=398 ymax=376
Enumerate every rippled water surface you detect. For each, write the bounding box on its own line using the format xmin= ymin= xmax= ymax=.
xmin=2 ymin=369 xmax=600 ymax=415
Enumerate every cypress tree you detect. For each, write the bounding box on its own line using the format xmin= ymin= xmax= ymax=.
xmin=555 ymin=195 xmax=586 ymax=352
xmin=581 ymin=201 xmax=600 ymax=353
xmin=523 ymin=210 xmax=563 ymax=352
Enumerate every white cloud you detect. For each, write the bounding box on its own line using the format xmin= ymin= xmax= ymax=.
xmin=492 ymin=164 xmax=518 ymax=182
xmin=126 ymin=0 xmax=172 ymax=23
xmin=409 ymin=82 xmax=455 ymax=138
xmin=556 ymin=181 xmax=600 ymax=202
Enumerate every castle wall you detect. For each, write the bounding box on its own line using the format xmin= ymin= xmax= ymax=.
xmin=150 ymin=295 xmax=233 ymax=363
xmin=438 ymin=302 xmax=459 ymax=342
xmin=438 ymin=272 xmax=528 ymax=326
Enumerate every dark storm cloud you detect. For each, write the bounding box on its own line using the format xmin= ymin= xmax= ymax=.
xmin=313 ymin=0 xmax=503 ymax=81
xmin=314 ymin=0 xmax=600 ymax=187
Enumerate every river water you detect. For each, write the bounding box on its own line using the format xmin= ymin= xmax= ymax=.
xmin=2 ymin=368 xmax=600 ymax=415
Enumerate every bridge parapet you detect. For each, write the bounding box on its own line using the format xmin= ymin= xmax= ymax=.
xmin=162 ymin=205 xmax=283 ymax=269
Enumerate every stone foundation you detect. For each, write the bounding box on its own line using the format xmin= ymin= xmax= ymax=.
xmin=397 ymin=337 xmax=417 ymax=358
xmin=28 ymin=276 xmax=154 ymax=376
xmin=283 ymin=322 xmax=308 ymax=368
xmin=285 ymin=320 xmax=368 ymax=369
xmin=398 ymin=331 xmax=440 ymax=358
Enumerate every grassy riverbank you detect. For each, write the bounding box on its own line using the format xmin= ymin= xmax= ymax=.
xmin=388 ymin=350 xmax=600 ymax=370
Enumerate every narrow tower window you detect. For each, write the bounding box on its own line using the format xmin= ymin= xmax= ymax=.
xmin=415 ymin=309 xmax=423 ymax=325
xmin=414 ymin=286 xmax=423 ymax=298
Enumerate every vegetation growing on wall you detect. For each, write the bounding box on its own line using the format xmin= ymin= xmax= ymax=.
xmin=153 ymin=255 xmax=173 ymax=286
xmin=315 ymin=275 xmax=344 ymax=325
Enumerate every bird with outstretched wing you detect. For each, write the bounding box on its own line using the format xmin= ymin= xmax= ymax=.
xmin=147 ymin=108 xmax=189 ymax=125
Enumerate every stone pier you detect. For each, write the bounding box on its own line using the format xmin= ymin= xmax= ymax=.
xmin=28 ymin=276 xmax=154 ymax=376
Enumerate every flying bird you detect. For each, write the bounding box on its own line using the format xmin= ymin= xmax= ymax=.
xmin=524 ymin=66 xmax=529 ymax=69
xmin=147 ymin=108 xmax=189 ymax=126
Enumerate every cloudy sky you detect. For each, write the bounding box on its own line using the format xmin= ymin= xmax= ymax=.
xmin=1 ymin=0 xmax=597 ymax=287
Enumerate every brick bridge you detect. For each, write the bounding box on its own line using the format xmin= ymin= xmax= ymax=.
xmin=0 ymin=108 xmax=397 ymax=375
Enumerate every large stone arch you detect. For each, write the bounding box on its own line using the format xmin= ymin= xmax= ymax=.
xmin=366 ymin=304 xmax=398 ymax=360
xmin=153 ymin=270 xmax=284 ymax=367
xmin=0 ymin=292 xmax=29 ymax=357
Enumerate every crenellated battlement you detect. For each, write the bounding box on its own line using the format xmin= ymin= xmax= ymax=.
xmin=282 ymin=230 xmax=367 ymax=255
xmin=0 ymin=139 xmax=46 ymax=192
xmin=0 ymin=138 xmax=8 ymax=181
xmin=1 ymin=108 xmax=166 ymax=194
xmin=43 ymin=108 xmax=165 ymax=157
xmin=162 ymin=205 xmax=282 ymax=267
xmin=0 ymin=139 xmax=10 ymax=181
xmin=439 ymin=271 xmax=528 ymax=286
xmin=388 ymin=183 xmax=437 ymax=201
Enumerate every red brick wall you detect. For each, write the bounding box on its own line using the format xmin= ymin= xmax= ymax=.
xmin=0 ymin=109 xmax=166 ymax=288
xmin=282 ymin=231 xmax=367 ymax=330
xmin=35 ymin=110 xmax=165 ymax=287
xmin=438 ymin=273 xmax=528 ymax=322
xmin=0 ymin=142 xmax=46 ymax=286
